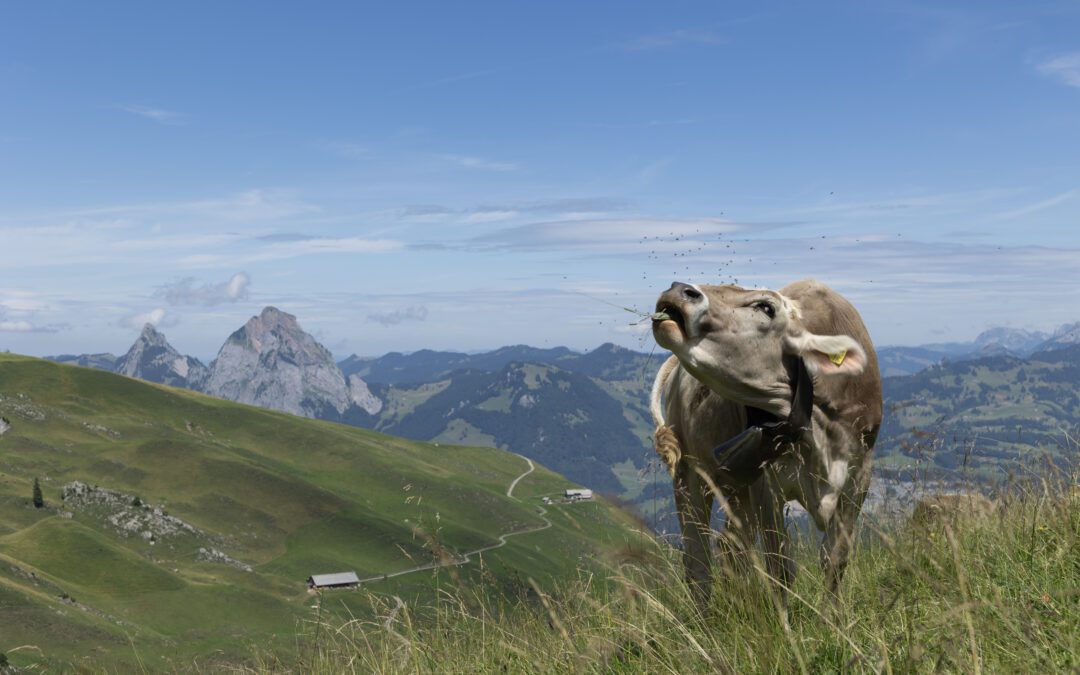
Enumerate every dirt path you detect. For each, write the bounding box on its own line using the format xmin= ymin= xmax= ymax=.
xmin=506 ymin=454 xmax=535 ymax=497
xmin=355 ymin=454 xmax=550 ymax=585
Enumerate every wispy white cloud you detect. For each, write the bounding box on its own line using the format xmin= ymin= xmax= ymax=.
xmin=116 ymin=104 xmax=187 ymax=125
xmin=0 ymin=319 xmax=38 ymax=332
xmin=156 ymin=272 xmax=251 ymax=306
xmin=461 ymin=210 xmax=518 ymax=223
xmin=473 ymin=217 xmax=767 ymax=252
xmin=993 ymin=188 xmax=1077 ymax=220
xmin=183 ymin=189 xmax=319 ymax=221
xmin=119 ymin=308 xmax=168 ymax=330
xmin=3 ymin=189 xmax=318 ymax=224
xmin=368 ymin=305 xmax=428 ymax=326
xmin=614 ymin=29 xmax=726 ymax=52
xmin=0 ymin=304 xmax=64 ymax=333
xmin=399 ymin=198 xmax=627 ymax=224
xmin=517 ymin=198 xmax=630 ymax=214
xmin=1036 ymin=52 xmax=1080 ymax=88
xmin=178 ymin=236 xmax=402 ymax=267
xmin=0 ymin=290 xmax=50 ymax=313
xmin=399 ymin=204 xmax=454 ymax=222
xmin=440 ymin=154 xmax=519 ymax=172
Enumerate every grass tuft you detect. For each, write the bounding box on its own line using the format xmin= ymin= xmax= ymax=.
xmin=272 ymin=467 xmax=1079 ymax=674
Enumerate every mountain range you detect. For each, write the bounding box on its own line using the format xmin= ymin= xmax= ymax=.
xmin=51 ymin=307 xmax=380 ymax=425
xmin=49 ymin=318 xmax=664 ymax=501
xmin=47 ymin=312 xmax=1080 ymax=517
xmin=876 ymin=323 xmax=1080 ymax=376
xmin=876 ymin=343 xmax=1080 ymax=481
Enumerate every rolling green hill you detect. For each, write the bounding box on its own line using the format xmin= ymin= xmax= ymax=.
xmin=876 ymin=345 xmax=1080 ymax=480
xmin=366 ymin=344 xmax=665 ymax=500
xmin=0 ymin=354 xmax=648 ymax=671
xmin=375 ymin=360 xmax=652 ymax=494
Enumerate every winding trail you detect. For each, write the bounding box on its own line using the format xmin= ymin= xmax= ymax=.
xmin=355 ymin=454 xmax=551 ymax=585
xmin=506 ymin=454 xmax=535 ymax=497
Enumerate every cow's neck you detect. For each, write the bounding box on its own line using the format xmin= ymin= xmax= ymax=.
xmin=711 ymin=357 xmax=814 ymax=486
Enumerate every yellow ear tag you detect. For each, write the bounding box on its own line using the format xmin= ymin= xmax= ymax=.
xmin=828 ymin=350 xmax=847 ymax=367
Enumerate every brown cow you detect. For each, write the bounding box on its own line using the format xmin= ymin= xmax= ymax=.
xmin=650 ymin=279 xmax=882 ymax=606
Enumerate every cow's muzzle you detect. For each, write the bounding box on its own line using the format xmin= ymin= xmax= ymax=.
xmin=653 ymin=282 xmax=706 ymax=341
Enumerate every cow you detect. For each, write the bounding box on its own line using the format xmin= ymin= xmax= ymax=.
xmin=650 ymin=279 xmax=882 ymax=607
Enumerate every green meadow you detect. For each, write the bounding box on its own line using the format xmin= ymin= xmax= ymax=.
xmin=0 ymin=354 xmax=647 ymax=671
xmin=286 ymin=473 xmax=1079 ymax=674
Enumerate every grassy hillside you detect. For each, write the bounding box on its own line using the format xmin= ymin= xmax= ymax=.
xmin=877 ymin=345 xmax=1080 ymax=481
xmin=376 ymin=361 xmax=651 ymax=494
xmin=365 ymin=345 xmax=668 ymax=521
xmin=272 ymin=472 xmax=1079 ymax=674
xmin=0 ymin=354 xmax=648 ymax=671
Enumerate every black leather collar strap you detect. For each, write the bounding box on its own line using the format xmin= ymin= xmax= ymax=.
xmin=712 ymin=356 xmax=814 ymax=487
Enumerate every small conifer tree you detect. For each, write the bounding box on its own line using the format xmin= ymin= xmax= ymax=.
xmin=32 ymin=477 xmax=44 ymax=509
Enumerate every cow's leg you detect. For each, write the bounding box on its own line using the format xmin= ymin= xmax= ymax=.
xmin=820 ymin=457 xmax=872 ymax=596
xmin=674 ymin=460 xmax=715 ymax=609
xmin=754 ymin=475 xmax=795 ymax=600
xmin=714 ymin=484 xmax=756 ymax=579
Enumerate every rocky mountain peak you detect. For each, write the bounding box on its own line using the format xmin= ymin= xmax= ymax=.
xmin=138 ymin=323 xmax=170 ymax=346
xmin=1038 ymin=322 xmax=1080 ymax=352
xmin=115 ymin=324 xmax=207 ymax=389
xmin=254 ymin=305 xmax=298 ymax=329
xmin=972 ymin=326 xmax=1049 ymax=356
xmin=204 ymin=306 xmax=381 ymax=420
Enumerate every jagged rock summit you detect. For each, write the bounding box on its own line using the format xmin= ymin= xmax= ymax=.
xmin=971 ymin=326 xmax=1049 ymax=357
xmin=115 ymin=324 xmax=208 ymax=389
xmin=203 ymin=306 xmax=381 ymax=420
xmin=1038 ymin=322 xmax=1080 ymax=352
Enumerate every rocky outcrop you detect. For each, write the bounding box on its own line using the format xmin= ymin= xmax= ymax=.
xmin=197 ymin=547 xmax=253 ymax=572
xmin=61 ymin=481 xmax=204 ymax=542
xmin=0 ymin=393 xmax=46 ymax=421
xmin=115 ymin=324 xmax=208 ymax=389
xmin=203 ymin=306 xmax=379 ymax=420
xmin=348 ymin=374 xmax=383 ymax=415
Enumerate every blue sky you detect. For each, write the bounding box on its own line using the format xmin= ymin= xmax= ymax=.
xmin=1 ymin=1 xmax=1079 ymax=360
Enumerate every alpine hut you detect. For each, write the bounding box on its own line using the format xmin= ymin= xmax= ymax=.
xmin=307 ymin=571 xmax=360 ymax=590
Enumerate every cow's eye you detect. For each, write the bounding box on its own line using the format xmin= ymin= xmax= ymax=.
xmin=752 ymin=301 xmax=776 ymax=319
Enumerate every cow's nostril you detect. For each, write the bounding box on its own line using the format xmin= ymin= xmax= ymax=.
xmin=682 ymin=287 xmax=703 ymax=301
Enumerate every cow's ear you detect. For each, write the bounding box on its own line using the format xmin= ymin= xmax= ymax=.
xmin=785 ymin=332 xmax=866 ymax=377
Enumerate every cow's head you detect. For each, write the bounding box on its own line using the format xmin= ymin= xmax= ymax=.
xmin=652 ymin=282 xmax=866 ymax=417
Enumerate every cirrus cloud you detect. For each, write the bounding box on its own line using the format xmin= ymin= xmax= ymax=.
xmin=1037 ymin=52 xmax=1080 ymax=88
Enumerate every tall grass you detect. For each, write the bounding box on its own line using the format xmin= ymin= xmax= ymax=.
xmin=263 ymin=466 xmax=1078 ymax=674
